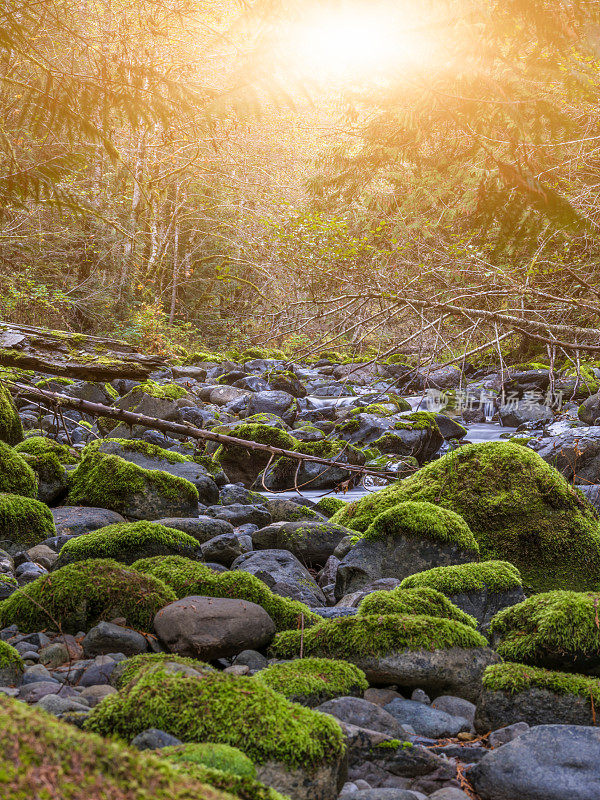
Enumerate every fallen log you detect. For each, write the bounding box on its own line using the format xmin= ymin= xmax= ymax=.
xmin=4 ymin=381 xmax=397 ymax=482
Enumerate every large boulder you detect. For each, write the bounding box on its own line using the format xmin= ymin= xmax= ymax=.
xmin=260 ymin=439 xmax=366 ymax=492
xmin=50 ymin=506 xmax=126 ymax=540
xmin=0 ymin=441 xmax=37 ymax=497
xmin=255 ymin=658 xmax=368 ymax=707
xmin=0 ymin=493 xmax=55 ymax=554
xmin=498 ymin=400 xmax=553 ymax=427
xmin=252 ymin=521 xmax=353 ymax=567
xmin=154 ymin=595 xmax=276 ymax=659
xmin=315 ymin=696 xmax=407 ymax=738
xmin=14 ymin=436 xmax=77 ymax=505
xmin=154 ymin=516 xmax=234 ymax=543
xmin=332 ymin=441 xmax=600 ymax=591
xmin=212 ymin=423 xmax=298 ymax=487
xmin=335 ymin=502 xmax=479 ymax=599
xmin=372 ymin=413 xmax=444 ymax=463
xmin=231 ymin=549 xmax=327 ymax=607
xmin=470 ymin=724 xmax=600 ymax=800
xmin=579 ymin=392 xmax=600 ymax=425
xmin=535 ymin=426 xmax=600 ymax=485
xmin=68 ymin=450 xmax=199 ymax=520
xmin=383 ymin=698 xmax=471 ymax=738
xmin=242 ymin=390 xmax=298 ymax=425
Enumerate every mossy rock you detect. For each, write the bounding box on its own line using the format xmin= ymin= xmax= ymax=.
xmin=132 ymin=555 xmax=320 ymax=631
xmin=315 ymin=497 xmax=347 ymax=518
xmin=162 ymin=743 xmax=257 ymax=779
xmin=0 ymin=693 xmax=238 ymax=800
xmin=0 ymin=441 xmax=37 ymax=498
xmin=68 ymin=450 xmax=199 ymax=520
xmin=111 ymin=652 xmax=215 ymax=689
xmin=84 ymin=666 xmax=345 ymax=770
xmin=0 ymin=493 xmax=55 ymax=553
xmin=0 ymin=384 xmax=23 ymax=446
xmin=214 ymin=424 xmax=299 ymax=487
xmin=255 ymin=658 xmax=368 ymax=706
xmin=0 ymin=558 xmax=176 ymax=633
xmin=87 ymin=437 xmax=189 ymax=465
xmin=54 ymin=521 xmax=201 ymax=568
xmin=133 ymin=380 xmax=188 ymax=400
xmin=475 ymin=661 xmax=600 ymax=731
xmin=400 ymin=560 xmax=523 ymax=595
xmin=363 ymin=502 xmax=478 ymax=552
xmin=262 ymin=439 xmax=365 ymax=492
xmin=357 ymin=586 xmax=478 ymax=628
xmin=15 ymin=436 xmax=76 ymax=505
xmin=161 ymin=761 xmax=287 ymax=800
xmin=15 ymin=436 xmax=79 ymax=465
xmin=331 ymin=441 xmax=600 ymax=591
xmin=490 ymin=590 xmax=600 ymax=673
xmin=0 ymin=639 xmax=24 ymax=685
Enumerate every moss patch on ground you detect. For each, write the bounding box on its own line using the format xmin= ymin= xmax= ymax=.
xmin=132 ymin=555 xmax=320 ymax=631
xmin=0 ymin=693 xmax=235 ymax=800
xmin=0 ymin=441 xmax=38 ymax=497
xmin=270 ymin=613 xmax=487 ymax=660
xmin=0 ymin=493 xmax=55 ymax=549
xmin=255 ymin=658 xmax=368 ymax=703
xmin=357 ymin=586 xmax=478 ymax=628
xmin=0 ymin=558 xmax=176 ymax=633
xmin=55 ymin=521 xmax=200 ymax=567
xmin=482 ymin=661 xmax=600 ymax=705
xmin=489 ymin=590 xmax=600 ymax=668
xmin=85 ymin=666 xmax=345 ymax=770
xmin=400 ymin=560 xmax=523 ymax=594
xmin=331 ymin=441 xmax=600 ymax=591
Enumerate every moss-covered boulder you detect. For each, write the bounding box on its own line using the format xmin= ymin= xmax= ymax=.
xmin=15 ymin=436 xmax=77 ymax=504
xmin=331 ymin=441 xmax=600 ymax=591
xmin=357 ymin=586 xmax=477 ymax=628
xmin=214 ymin=424 xmax=298 ymax=487
xmin=315 ymin=497 xmax=347 ymax=518
xmin=400 ymin=561 xmax=526 ymax=631
xmin=54 ymin=521 xmax=201 ymax=568
xmin=159 ymin=756 xmax=287 ymax=800
xmin=0 ymin=384 xmax=23 ymax=445
xmin=0 ymin=558 xmax=176 ymax=633
xmin=270 ymin=614 xmax=499 ymax=702
xmin=335 ymin=501 xmax=479 ymax=599
xmin=252 ymin=521 xmax=354 ymax=567
xmin=68 ymin=450 xmax=199 ymax=520
xmin=0 ymin=693 xmax=236 ymax=800
xmin=85 ymin=666 xmax=346 ymax=800
xmin=490 ymin=591 xmax=600 ymax=673
xmin=132 ymin=555 xmax=320 ymax=631
xmin=372 ymin=412 xmax=444 ymax=463
xmin=0 ymin=493 xmax=55 ymax=553
xmin=110 ymin=652 xmax=215 ymax=689
xmin=0 ymin=441 xmax=37 ymax=498
xmin=474 ymin=662 xmax=600 ymax=732
xmin=255 ymin=658 xmax=368 ymax=706
xmin=0 ymin=639 xmax=24 ymax=685
xmin=162 ymin=743 xmax=257 ymax=778
xmin=261 ymin=439 xmax=366 ymax=492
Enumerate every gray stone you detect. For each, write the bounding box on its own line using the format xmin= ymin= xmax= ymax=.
xmin=256 ymin=753 xmax=346 ymax=800
xmin=316 ymin=697 xmax=408 ymax=738
xmin=410 ymin=689 xmax=430 ymax=705
xmin=82 ymin=622 xmax=148 ymax=658
xmin=26 ymin=544 xmax=59 ymax=570
xmin=131 ymin=728 xmax=183 ymax=750
xmin=252 ymin=521 xmax=353 ymax=567
xmin=232 ymin=649 xmax=268 ymax=672
xmin=536 ymin=426 xmax=600 ymax=484
xmin=208 ymin=385 xmax=251 ymax=406
xmin=336 ymin=579 xmax=402 ymax=609
xmin=579 ymin=392 xmax=600 ymax=425
xmin=445 ymin=586 xmax=526 ymax=632
xmin=19 ymin=681 xmax=77 ymax=703
xmin=470 ymin=724 xmax=600 ymax=800
xmin=79 ymin=684 xmax=117 ymax=706
xmin=21 ymin=664 xmax=56 ymax=684
xmin=428 ymin=790 xmax=472 ymax=800
xmin=431 ymin=696 xmax=476 ymax=724
xmin=243 ymin=391 xmax=297 ymax=425
xmin=51 ymin=506 xmax=126 ymax=538
xmin=579 ymin=484 xmax=600 ymax=513
xmin=154 ymin=595 xmax=276 ymax=660
xmin=35 ymin=693 xmax=90 ymax=716
xmin=499 ymin=401 xmax=553 ymax=427
xmin=231 ymin=549 xmax=326 ymax=606
xmin=206 ymin=504 xmax=272 ymax=528
xmin=155 ymin=515 xmax=235 ymax=543
xmin=200 ymin=532 xmax=252 ymax=566
xmin=474 ymin=685 xmax=596 ymax=732
xmin=348 ymin=792 xmax=421 ymax=799
xmin=262 ymin=498 xmax=323 ymax=523
xmin=0 ymin=653 xmax=24 ymax=686
xmin=488 ymin=722 xmax=530 ymax=749
xmin=383 ymin=699 xmax=471 ymax=738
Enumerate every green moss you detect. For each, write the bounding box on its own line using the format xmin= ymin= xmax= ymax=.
xmin=0 ymin=559 xmax=176 ymax=633
xmin=294 ymin=439 xmax=363 ymax=461
xmin=335 ymin=419 xmax=361 ymax=434
xmin=0 ymin=385 xmax=23 ymax=446
xmin=362 ymin=501 xmax=479 ymax=554
xmin=135 ymin=380 xmax=188 ymax=400
xmin=490 ymin=591 xmax=600 ymax=667
xmin=357 ymin=586 xmax=477 ymax=628
xmin=0 ymin=640 xmax=23 ymax=671
xmin=85 ymin=667 xmax=345 ymax=769
xmin=36 ymin=376 xmax=75 ymax=389
xmin=132 ymin=556 xmax=320 ymax=632
xmin=67 ymin=450 xmax=198 ymax=513
xmin=88 ymin=438 xmax=189 ymax=465
xmin=56 ymin=521 xmax=200 ymax=567
xmin=0 ymin=441 xmax=37 ymax=497
xmin=400 ymin=560 xmax=523 ymax=594
xmin=15 ymin=435 xmax=79 ymax=465
xmin=113 ymin=652 xmax=215 ymax=689
xmin=270 ymin=613 xmax=487 ymax=660
xmin=0 ymin=493 xmax=55 ymax=549
xmin=255 ymin=658 xmax=368 ymax=704
xmin=0 ymin=693 xmax=238 ymax=800
xmin=162 ymin=743 xmax=256 ymax=779
xmin=331 ymin=441 xmax=600 ymax=591
xmin=104 ymin=382 xmax=118 ymax=400
xmin=482 ymin=661 xmax=600 ymax=705
xmin=151 ymin=761 xmax=288 ymax=800
xmin=315 ymin=497 xmax=347 ymax=517
xmin=224 ymin=424 xmax=297 ymax=451
xmin=392 ymin=411 xmax=439 ymax=432
xmin=348 ymin=404 xmax=396 ymax=418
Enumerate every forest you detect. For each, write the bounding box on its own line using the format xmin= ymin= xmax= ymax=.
xmin=1 ymin=3 xmax=600 ymax=800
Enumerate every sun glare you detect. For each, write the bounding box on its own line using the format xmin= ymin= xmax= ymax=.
xmin=289 ymin=6 xmax=432 ymax=83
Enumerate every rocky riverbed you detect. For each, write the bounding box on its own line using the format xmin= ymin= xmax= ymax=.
xmin=1 ymin=353 xmax=600 ymax=800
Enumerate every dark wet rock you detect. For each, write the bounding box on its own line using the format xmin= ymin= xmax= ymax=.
xmin=383 ymin=699 xmax=471 ymax=738
xmin=131 ymin=728 xmax=183 ymax=750
xmin=51 ymin=507 xmax=126 ymax=538
xmin=474 ymin=685 xmax=598 ymax=732
xmin=252 ymin=521 xmax=352 ymax=567
xmin=231 ymin=549 xmax=327 ymax=606
xmin=155 ymin=515 xmax=235 ymax=543
xmin=445 ymin=586 xmax=526 ymax=632
xmin=200 ymin=531 xmax=253 ymax=566
xmin=206 ymin=503 xmax=272 ymax=528
xmin=316 ymin=696 xmax=409 ymax=738
xmin=82 ymin=622 xmax=148 ymax=658
xmin=241 ymin=391 xmax=298 ymax=425
xmin=579 ymin=392 xmax=600 ymax=425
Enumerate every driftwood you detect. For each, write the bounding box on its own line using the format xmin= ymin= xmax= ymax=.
xmin=0 ymin=322 xmax=167 ymax=380
xmin=5 ymin=381 xmax=397 ymax=481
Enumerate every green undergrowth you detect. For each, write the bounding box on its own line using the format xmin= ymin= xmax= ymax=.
xmin=255 ymin=658 xmax=368 ymax=703
xmin=331 ymin=441 xmax=600 ymax=591
xmin=357 ymin=586 xmax=478 ymax=628
xmin=0 ymin=558 xmax=176 ymax=633
xmin=270 ymin=613 xmax=487 ymax=660
xmin=482 ymin=661 xmax=600 ymax=705
xmin=84 ymin=666 xmax=345 ymax=769
xmin=400 ymin=561 xmax=523 ymax=594
xmin=132 ymin=556 xmax=319 ymax=631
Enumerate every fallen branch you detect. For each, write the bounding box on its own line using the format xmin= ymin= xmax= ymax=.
xmin=4 ymin=381 xmax=397 ymax=481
